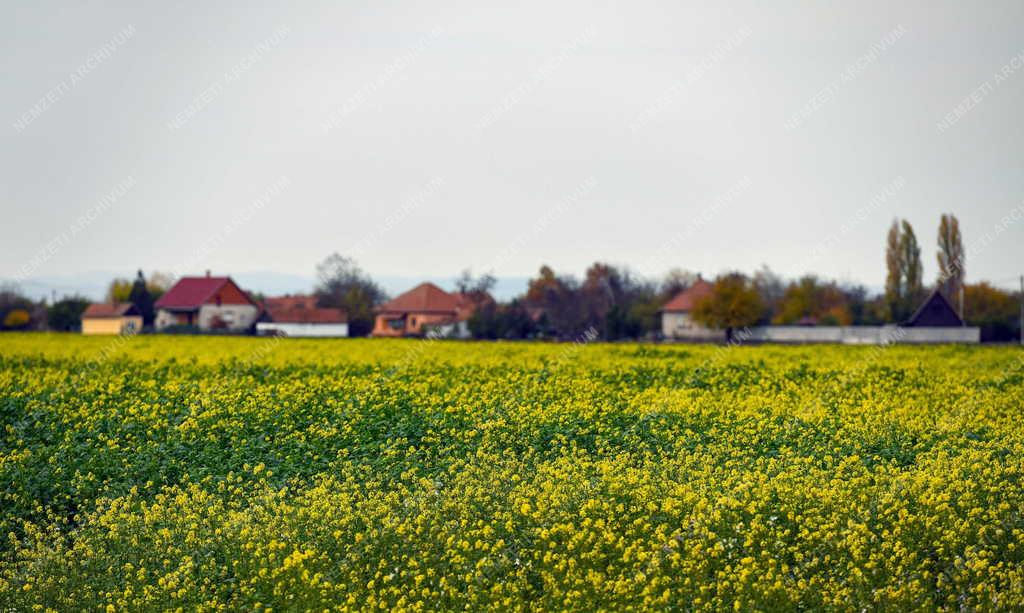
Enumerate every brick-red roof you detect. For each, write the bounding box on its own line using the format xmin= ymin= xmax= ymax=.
xmin=261 ymin=295 xmax=346 ymax=324
xmin=155 ymin=276 xmax=253 ymax=309
xmin=265 ymin=305 xmax=347 ymax=324
xmin=82 ymin=303 xmax=139 ymax=318
xmin=376 ymin=282 xmax=460 ymax=314
xmin=661 ymin=278 xmax=714 ymax=312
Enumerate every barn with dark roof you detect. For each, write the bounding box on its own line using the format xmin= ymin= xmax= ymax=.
xmin=905 ymin=289 xmax=964 ymax=327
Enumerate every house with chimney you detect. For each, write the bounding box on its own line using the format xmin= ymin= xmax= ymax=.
xmin=154 ymin=273 xmax=259 ymax=332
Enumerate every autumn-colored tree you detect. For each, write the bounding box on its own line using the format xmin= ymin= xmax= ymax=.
xmin=106 ymin=277 xmax=133 ymax=303
xmin=3 ymin=309 xmax=31 ymax=329
xmin=772 ymin=276 xmax=852 ymax=325
xmin=691 ymin=273 xmax=763 ymax=342
xmin=964 ymin=282 xmax=1019 ymax=341
xmin=525 ymin=265 xmax=564 ymax=303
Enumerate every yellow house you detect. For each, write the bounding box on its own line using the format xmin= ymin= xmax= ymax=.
xmin=81 ymin=303 xmax=142 ymax=335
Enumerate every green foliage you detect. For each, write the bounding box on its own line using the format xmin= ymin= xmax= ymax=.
xmin=128 ymin=270 xmax=155 ymax=326
xmin=468 ymin=300 xmax=537 ymax=339
xmin=691 ymin=273 xmax=763 ymax=334
xmin=0 ymin=337 xmax=1023 ymax=610
xmin=46 ymin=296 xmax=90 ymax=331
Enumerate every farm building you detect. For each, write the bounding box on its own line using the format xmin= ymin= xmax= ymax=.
xmin=905 ymin=288 xmax=963 ymax=327
xmin=659 ymin=277 xmax=722 ymax=341
xmin=81 ymin=303 xmax=142 ymax=335
xmin=256 ymin=295 xmax=348 ymax=337
xmin=154 ymin=273 xmax=259 ymax=332
xmin=372 ymin=282 xmax=489 ymax=338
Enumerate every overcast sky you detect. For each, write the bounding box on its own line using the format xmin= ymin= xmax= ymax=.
xmin=3 ymin=0 xmax=1023 ymax=292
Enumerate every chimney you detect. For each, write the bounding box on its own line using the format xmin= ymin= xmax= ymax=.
xmin=205 ymin=269 xmax=211 ymax=278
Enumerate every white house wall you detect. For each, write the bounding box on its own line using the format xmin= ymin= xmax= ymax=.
xmin=662 ymin=312 xmax=724 ymax=341
xmin=197 ymin=304 xmax=259 ymax=332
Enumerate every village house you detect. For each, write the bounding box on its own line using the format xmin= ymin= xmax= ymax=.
xmin=372 ymin=282 xmax=488 ymax=338
xmin=256 ymin=295 xmax=349 ymax=337
xmin=659 ymin=277 xmax=722 ymax=341
xmin=154 ymin=273 xmax=259 ymax=332
xmin=81 ymin=303 xmax=142 ymax=335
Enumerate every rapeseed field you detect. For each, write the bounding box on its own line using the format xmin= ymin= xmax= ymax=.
xmin=1 ymin=334 xmax=1023 ymax=611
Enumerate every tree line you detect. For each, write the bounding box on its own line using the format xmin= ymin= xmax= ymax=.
xmin=310 ymin=214 xmax=1020 ymax=342
xmin=1 ymin=213 xmax=1020 ymax=341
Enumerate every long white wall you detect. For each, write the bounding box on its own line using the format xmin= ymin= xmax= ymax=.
xmin=256 ymin=322 xmax=349 ymax=337
xmin=743 ymin=325 xmax=980 ymax=344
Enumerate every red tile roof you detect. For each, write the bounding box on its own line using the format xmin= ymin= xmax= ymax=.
xmin=155 ymin=276 xmax=253 ymax=310
xmin=82 ymin=303 xmax=139 ymax=318
xmin=264 ymin=307 xmax=348 ymax=325
xmin=661 ymin=278 xmax=714 ymax=312
xmin=376 ymin=282 xmax=461 ymax=314
xmin=261 ymin=295 xmax=346 ymax=323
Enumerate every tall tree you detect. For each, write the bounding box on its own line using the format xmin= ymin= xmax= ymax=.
xmin=885 ymin=220 xmax=902 ymax=320
xmin=314 ymin=254 xmax=386 ymax=337
xmin=884 ymin=219 xmax=925 ymax=321
xmin=936 ymin=213 xmax=964 ymax=311
xmin=691 ymin=273 xmax=763 ymax=342
xmin=899 ymin=219 xmax=924 ymax=307
xmin=128 ymin=270 xmax=155 ymax=327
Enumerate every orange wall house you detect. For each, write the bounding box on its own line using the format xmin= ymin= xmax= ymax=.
xmin=372 ymin=282 xmax=485 ymax=338
xmin=81 ymin=303 xmax=142 ymax=335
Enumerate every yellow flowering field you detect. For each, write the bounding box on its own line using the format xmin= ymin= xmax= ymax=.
xmin=1 ymin=333 xmax=1023 ymax=611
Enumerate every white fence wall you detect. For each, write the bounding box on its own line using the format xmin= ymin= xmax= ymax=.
xmin=256 ymin=322 xmax=349 ymax=337
xmin=743 ymin=325 xmax=979 ymax=345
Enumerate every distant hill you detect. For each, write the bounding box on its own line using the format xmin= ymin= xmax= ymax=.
xmin=4 ymin=271 xmax=530 ymax=303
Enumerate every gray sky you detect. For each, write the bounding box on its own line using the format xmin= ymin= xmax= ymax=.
xmin=3 ymin=0 xmax=1023 ymax=293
